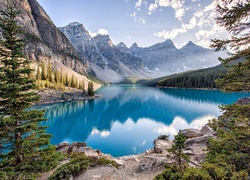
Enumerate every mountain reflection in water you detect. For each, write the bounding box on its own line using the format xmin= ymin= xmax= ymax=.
xmin=40 ymin=85 xmax=250 ymax=157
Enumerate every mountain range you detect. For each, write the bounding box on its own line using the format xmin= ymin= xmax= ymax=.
xmin=59 ymin=22 xmax=227 ymax=83
xmin=0 ymin=0 xmax=227 ymax=84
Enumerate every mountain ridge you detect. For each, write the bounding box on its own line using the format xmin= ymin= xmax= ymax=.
xmin=0 ymin=0 xmax=100 ymax=88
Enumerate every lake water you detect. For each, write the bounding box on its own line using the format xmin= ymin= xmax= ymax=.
xmin=40 ymin=85 xmax=250 ymax=157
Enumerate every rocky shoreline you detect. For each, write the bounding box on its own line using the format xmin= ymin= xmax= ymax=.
xmin=38 ymin=124 xmax=215 ymax=180
xmin=35 ymin=88 xmax=102 ymax=106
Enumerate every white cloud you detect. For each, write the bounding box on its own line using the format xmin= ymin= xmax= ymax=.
xmin=153 ymin=15 xmax=196 ymax=40
xmin=169 ymin=0 xmax=183 ymax=10
xmin=130 ymin=11 xmax=146 ymax=23
xmin=182 ymin=16 xmax=196 ymax=30
xmin=127 ymin=35 xmax=131 ymax=39
xmin=90 ymin=128 xmax=110 ymax=138
xmin=175 ymin=8 xmax=185 ymax=20
xmin=135 ymin=0 xmax=143 ymax=8
xmin=100 ymin=130 xmax=110 ymax=138
xmin=152 ymin=0 xmax=231 ymax=48
xmin=148 ymin=3 xmax=158 ymax=14
xmin=157 ymin=0 xmax=171 ymax=7
xmin=89 ymin=28 xmax=109 ymax=37
xmin=91 ymin=128 xmax=99 ymax=135
xmin=98 ymin=29 xmax=109 ymax=35
xmin=154 ymin=28 xmax=186 ymax=39
xmin=148 ymin=0 xmax=185 ymax=20
xmin=154 ymin=115 xmax=214 ymax=139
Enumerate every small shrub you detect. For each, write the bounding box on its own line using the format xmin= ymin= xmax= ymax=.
xmin=158 ymin=134 xmax=169 ymax=140
xmin=49 ymin=154 xmax=90 ymax=180
xmin=154 ymin=165 xmax=182 ymax=180
xmin=89 ymin=156 xmax=119 ymax=168
xmin=183 ymin=167 xmax=212 ymax=180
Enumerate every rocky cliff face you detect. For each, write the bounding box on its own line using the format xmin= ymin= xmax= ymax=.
xmin=59 ymin=23 xmax=147 ymax=83
xmin=0 ymin=0 xmax=87 ymax=75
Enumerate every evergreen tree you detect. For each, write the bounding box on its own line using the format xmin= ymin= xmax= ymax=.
xmin=36 ymin=66 xmax=41 ymax=90
xmin=65 ymin=73 xmax=70 ymax=87
xmin=0 ymin=5 xmax=60 ymax=178
xmin=87 ymin=82 xmax=95 ymax=96
xmin=54 ymin=69 xmax=60 ymax=84
xmin=47 ymin=61 xmax=53 ymax=83
xmin=82 ymin=79 xmax=85 ymax=94
xmin=201 ymin=1 xmax=250 ymax=178
xmin=210 ymin=0 xmax=250 ymax=91
xmin=203 ymin=103 xmax=250 ymax=179
xmin=168 ymin=130 xmax=189 ymax=171
xmin=60 ymin=68 xmax=63 ymax=84
xmin=41 ymin=61 xmax=46 ymax=80
xmin=71 ymin=74 xmax=76 ymax=88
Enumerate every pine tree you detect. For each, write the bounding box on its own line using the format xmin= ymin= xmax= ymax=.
xmin=210 ymin=1 xmax=250 ymax=92
xmin=36 ymin=66 xmax=41 ymax=90
xmin=82 ymin=79 xmax=85 ymax=94
xmin=41 ymin=61 xmax=46 ymax=80
xmin=71 ymin=74 xmax=76 ymax=88
xmin=60 ymin=68 xmax=63 ymax=84
xmin=65 ymin=73 xmax=70 ymax=87
xmin=168 ymin=130 xmax=189 ymax=171
xmin=0 ymin=5 xmax=60 ymax=178
xmin=47 ymin=61 xmax=53 ymax=83
xmin=87 ymin=81 xmax=95 ymax=96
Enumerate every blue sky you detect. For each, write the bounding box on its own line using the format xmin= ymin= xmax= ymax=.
xmin=36 ymin=0 xmax=229 ymax=48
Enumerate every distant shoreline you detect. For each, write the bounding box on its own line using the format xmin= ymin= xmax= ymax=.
xmin=156 ymin=85 xmax=219 ymax=90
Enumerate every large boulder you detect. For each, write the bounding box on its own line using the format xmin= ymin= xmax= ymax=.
xmin=154 ymin=139 xmax=173 ymax=153
xmin=55 ymin=142 xmax=70 ymax=152
xmin=181 ymin=129 xmax=203 ymax=138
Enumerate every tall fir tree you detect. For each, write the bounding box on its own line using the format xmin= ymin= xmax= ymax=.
xmin=87 ymin=81 xmax=95 ymax=96
xmin=47 ymin=61 xmax=53 ymax=83
xmin=41 ymin=61 xmax=46 ymax=80
xmin=0 ymin=5 xmax=60 ymax=178
xmin=168 ymin=130 xmax=189 ymax=171
xmin=210 ymin=0 xmax=250 ymax=91
xmin=36 ymin=66 xmax=41 ymax=90
xmin=82 ymin=79 xmax=85 ymax=94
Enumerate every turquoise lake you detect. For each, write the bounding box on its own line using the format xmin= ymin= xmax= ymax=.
xmin=40 ymin=85 xmax=250 ymax=157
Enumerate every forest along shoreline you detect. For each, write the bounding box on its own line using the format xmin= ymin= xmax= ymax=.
xmin=34 ymin=88 xmax=102 ymax=106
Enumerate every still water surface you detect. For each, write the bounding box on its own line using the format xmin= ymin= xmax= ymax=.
xmin=41 ymin=85 xmax=250 ymax=157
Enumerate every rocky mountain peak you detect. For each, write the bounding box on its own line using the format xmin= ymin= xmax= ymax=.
xmin=180 ymin=40 xmax=205 ymax=52
xmin=150 ymin=39 xmax=176 ymax=50
xmin=93 ymin=34 xmax=113 ymax=47
xmin=186 ymin=41 xmax=195 ymax=46
xmin=58 ymin=22 xmax=93 ymax=49
xmin=68 ymin=22 xmax=82 ymax=26
xmin=117 ymin=42 xmax=127 ymax=48
xmin=130 ymin=43 xmax=140 ymax=50
xmin=116 ymin=42 xmax=131 ymax=54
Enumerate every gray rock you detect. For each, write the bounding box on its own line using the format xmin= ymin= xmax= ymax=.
xmin=55 ymin=142 xmax=69 ymax=152
xmin=181 ymin=128 xmax=203 ymax=138
xmin=68 ymin=142 xmax=87 ymax=153
xmin=201 ymin=124 xmax=213 ymax=135
xmin=154 ymin=139 xmax=173 ymax=153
